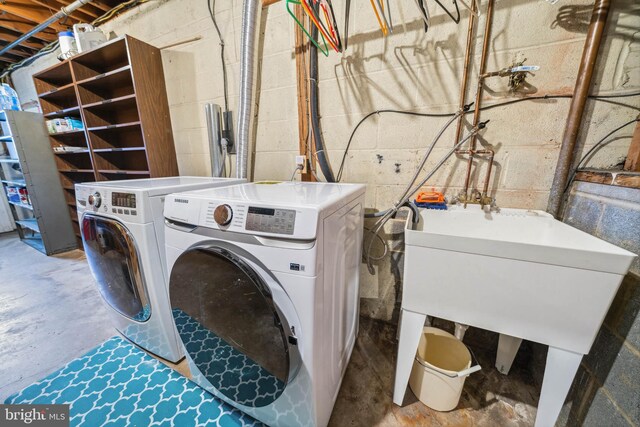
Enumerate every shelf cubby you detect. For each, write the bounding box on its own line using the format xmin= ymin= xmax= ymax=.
xmin=62 ymin=187 xmax=77 ymax=205
xmin=58 ymin=170 xmax=96 ymax=185
xmin=88 ymin=122 xmax=143 ymax=149
xmin=71 ymin=38 xmax=129 ymax=80
xmin=37 ymin=84 xmax=79 ymax=115
xmin=50 ymin=130 xmax=89 ymax=150
xmin=77 ymin=66 xmax=134 ymax=105
xmin=93 ymin=149 xmax=148 ymax=172
xmin=82 ymin=94 xmax=139 ymax=128
xmin=44 ymin=106 xmax=81 ymax=119
xmin=98 ymin=171 xmax=150 ymax=181
xmin=54 ymin=151 xmax=94 ymax=171
xmin=33 ymin=62 xmax=73 ymax=94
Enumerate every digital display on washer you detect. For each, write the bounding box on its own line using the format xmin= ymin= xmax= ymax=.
xmin=246 ymin=206 xmax=296 ymax=235
xmin=112 ymin=192 xmax=136 ymax=209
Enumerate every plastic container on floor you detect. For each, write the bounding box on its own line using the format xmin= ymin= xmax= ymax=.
xmin=408 ymin=327 xmax=481 ymax=411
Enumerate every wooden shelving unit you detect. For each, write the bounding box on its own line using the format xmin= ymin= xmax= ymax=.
xmin=33 ymin=35 xmax=179 ymax=245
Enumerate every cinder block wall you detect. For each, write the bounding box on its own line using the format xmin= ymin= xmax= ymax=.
xmin=558 ymin=182 xmax=640 ymax=426
xmin=7 ymin=1 xmax=640 ymax=424
xmin=10 ymin=0 xmax=639 ymax=323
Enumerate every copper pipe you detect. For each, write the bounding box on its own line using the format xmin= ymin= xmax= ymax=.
xmin=470 ymin=0 xmax=494 ymax=151
xmin=462 ymin=0 xmax=494 ymax=198
xmin=477 ymin=149 xmax=495 ymax=197
xmin=454 ymin=0 xmax=478 ymax=151
xmin=547 ymin=0 xmax=610 ymax=218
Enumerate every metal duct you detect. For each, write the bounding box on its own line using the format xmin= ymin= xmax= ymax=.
xmin=0 ymin=0 xmax=94 ymax=57
xmin=235 ymin=0 xmax=262 ymax=179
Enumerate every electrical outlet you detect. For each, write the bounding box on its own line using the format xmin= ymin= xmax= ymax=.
xmin=295 ymin=155 xmax=307 ymax=174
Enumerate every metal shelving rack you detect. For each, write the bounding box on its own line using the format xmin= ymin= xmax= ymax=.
xmin=0 ymin=110 xmax=77 ymax=254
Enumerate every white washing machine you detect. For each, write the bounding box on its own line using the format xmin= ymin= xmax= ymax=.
xmin=164 ymin=181 xmax=365 ymax=427
xmin=76 ymin=177 xmax=245 ymax=362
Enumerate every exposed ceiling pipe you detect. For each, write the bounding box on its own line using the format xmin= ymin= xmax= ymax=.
xmin=236 ymin=0 xmax=262 ymax=180
xmin=547 ymin=0 xmax=610 ymax=218
xmin=0 ymin=0 xmax=94 ymax=58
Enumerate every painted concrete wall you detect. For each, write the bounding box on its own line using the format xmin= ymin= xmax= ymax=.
xmin=6 ymin=1 xmax=640 ymax=424
xmin=9 ymin=0 xmax=639 ymax=321
xmin=11 ymin=0 xmax=639 ymax=206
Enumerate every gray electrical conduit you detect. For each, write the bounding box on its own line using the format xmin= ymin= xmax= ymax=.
xmin=364 ymin=120 xmax=489 ymax=274
xmin=236 ymin=0 xmax=262 ymax=179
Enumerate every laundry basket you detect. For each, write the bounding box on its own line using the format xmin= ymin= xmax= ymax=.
xmin=408 ymin=327 xmax=481 ymax=411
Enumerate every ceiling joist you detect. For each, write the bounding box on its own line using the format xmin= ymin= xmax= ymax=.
xmin=0 ymin=28 xmax=47 ymax=50
xmin=0 ymin=1 xmax=79 ymax=32
xmin=0 ymin=14 xmax=58 ymax=42
xmin=0 ymin=0 xmax=127 ymax=69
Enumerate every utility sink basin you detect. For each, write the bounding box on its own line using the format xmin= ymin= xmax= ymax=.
xmin=394 ymin=205 xmax=635 ymax=427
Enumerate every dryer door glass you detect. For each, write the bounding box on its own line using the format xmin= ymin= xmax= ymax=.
xmin=81 ymin=215 xmax=150 ymax=322
xmin=170 ymin=247 xmax=290 ymax=407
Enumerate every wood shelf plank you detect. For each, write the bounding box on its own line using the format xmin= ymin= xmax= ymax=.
xmin=92 ymin=147 xmax=145 ymax=153
xmin=81 ymin=93 xmax=136 ymax=110
xmin=49 ymin=129 xmax=85 ymax=136
xmin=44 ymin=106 xmax=81 ymax=119
xmin=86 ymin=121 xmax=141 ymax=132
xmin=75 ymin=65 xmax=132 ymax=85
xmin=37 ymin=82 xmax=76 ymax=98
xmin=98 ymin=169 xmax=150 ymax=175
xmin=59 ymin=169 xmax=95 ymax=173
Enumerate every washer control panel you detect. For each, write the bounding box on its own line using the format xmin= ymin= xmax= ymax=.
xmin=246 ymin=206 xmax=296 ymax=235
xmin=112 ymin=192 xmax=137 ymax=209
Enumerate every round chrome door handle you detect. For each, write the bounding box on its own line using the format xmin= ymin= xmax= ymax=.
xmin=213 ymin=204 xmax=233 ymax=226
xmin=88 ymin=192 xmax=102 ymax=208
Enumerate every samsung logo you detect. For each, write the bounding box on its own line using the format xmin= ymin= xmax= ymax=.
xmin=174 ymin=199 xmax=189 ymax=204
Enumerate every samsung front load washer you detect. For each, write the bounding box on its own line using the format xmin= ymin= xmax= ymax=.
xmin=164 ymin=182 xmax=366 ymax=426
xmin=75 ymin=177 xmax=245 ymax=362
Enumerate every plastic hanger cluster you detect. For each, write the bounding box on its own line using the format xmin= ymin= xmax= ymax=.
xmin=287 ymin=0 xmax=481 ymax=54
xmin=286 ymin=0 xmax=342 ymax=56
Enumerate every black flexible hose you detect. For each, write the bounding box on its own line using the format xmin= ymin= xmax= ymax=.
xmin=309 ymin=18 xmax=336 ymax=182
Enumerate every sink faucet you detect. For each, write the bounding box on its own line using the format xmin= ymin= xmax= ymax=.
xmin=456 ymin=189 xmax=499 ymax=211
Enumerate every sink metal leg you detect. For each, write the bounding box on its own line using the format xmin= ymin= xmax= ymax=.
xmin=534 ymin=347 xmax=582 ymax=427
xmin=393 ymin=309 xmax=426 ymax=406
xmin=496 ymin=334 xmax=523 ymax=375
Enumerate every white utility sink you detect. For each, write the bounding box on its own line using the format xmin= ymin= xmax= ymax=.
xmin=393 ymin=205 xmax=636 ymax=427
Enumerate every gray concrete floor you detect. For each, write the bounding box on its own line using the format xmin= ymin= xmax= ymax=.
xmin=0 ymin=231 xmax=539 ymax=426
xmin=0 ymin=232 xmax=114 ymax=402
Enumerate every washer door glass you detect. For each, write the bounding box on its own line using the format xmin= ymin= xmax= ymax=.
xmin=170 ymin=247 xmax=290 ymax=407
xmin=81 ymin=215 xmax=150 ymax=322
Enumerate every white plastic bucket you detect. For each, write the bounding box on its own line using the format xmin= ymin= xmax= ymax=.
xmin=408 ymin=327 xmax=481 ymax=411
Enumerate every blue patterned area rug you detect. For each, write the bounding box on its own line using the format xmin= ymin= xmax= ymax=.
xmin=4 ymin=336 xmax=261 ymax=427
xmin=173 ymin=309 xmax=285 ymax=407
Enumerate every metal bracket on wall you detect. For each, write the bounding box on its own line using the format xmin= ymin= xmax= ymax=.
xmin=222 ymin=111 xmax=235 ymax=154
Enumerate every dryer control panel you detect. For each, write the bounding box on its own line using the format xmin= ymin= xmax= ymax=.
xmin=246 ymin=207 xmax=296 ymax=235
